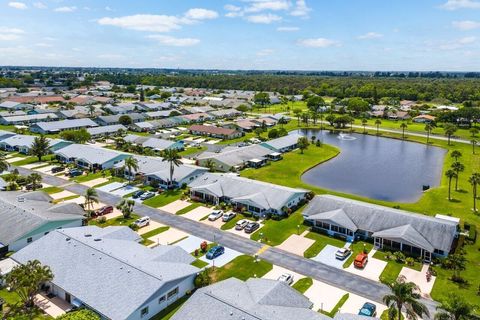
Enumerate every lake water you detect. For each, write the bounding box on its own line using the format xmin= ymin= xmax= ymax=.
xmin=297 ymin=130 xmax=447 ymax=203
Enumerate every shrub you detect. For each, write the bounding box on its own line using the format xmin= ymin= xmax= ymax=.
xmin=393 ymin=251 xmax=406 ymax=263
xmin=200 ymin=241 xmax=208 ymax=252
xmin=405 ymin=257 xmax=415 ymax=266
xmin=129 ymin=223 xmax=139 ymax=231
xmin=97 ymin=216 xmax=107 ymax=224
xmin=467 ymin=225 xmax=477 ymax=243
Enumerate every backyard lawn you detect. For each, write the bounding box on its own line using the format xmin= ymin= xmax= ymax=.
xmin=209 ymin=255 xmax=273 ymax=282
xmin=143 ymin=190 xmax=183 ymax=208
xmin=250 ymin=210 xmax=308 ymax=246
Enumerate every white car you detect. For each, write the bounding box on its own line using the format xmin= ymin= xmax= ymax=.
xmin=134 ymin=216 xmax=150 ymax=228
xmin=222 ymin=211 xmax=237 ymax=222
xmin=335 ymin=247 xmax=351 ymax=260
xmin=278 ymin=273 xmax=294 ymax=285
xmin=208 ymin=210 xmax=224 ymax=221
xmin=235 ymin=219 xmax=249 ymax=230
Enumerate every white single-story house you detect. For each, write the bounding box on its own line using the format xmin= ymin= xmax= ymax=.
xmin=87 ymin=124 xmax=127 ymax=138
xmin=0 ymin=101 xmax=33 ymax=111
xmin=0 ymin=134 xmax=71 ymax=154
xmin=261 ymin=133 xmax=304 ymax=153
xmin=123 ymin=134 xmax=184 ymax=152
xmin=30 ymin=118 xmax=99 ymax=134
xmin=0 ymin=113 xmax=58 ymax=125
xmin=54 ymin=144 xmax=130 ymax=170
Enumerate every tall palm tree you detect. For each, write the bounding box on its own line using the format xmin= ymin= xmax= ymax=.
xmin=400 ymin=122 xmax=408 ymax=140
xmin=0 ymin=152 xmax=10 ymax=173
xmin=383 ymin=275 xmax=430 ymax=320
xmin=361 ymin=118 xmax=368 ymax=133
xmin=445 ymin=169 xmax=457 ymax=201
xmin=471 ymin=138 xmax=477 ymax=155
xmin=435 ymin=294 xmax=473 ymax=320
xmin=162 ymin=149 xmax=182 ymax=189
xmin=123 ymin=156 xmax=139 ymax=184
xmin=375 ymin=119 xmax=382 ymax=136
xmin=468 ymin=173 xmax=480 ymax=212
xmin=425 ymin=123 xmax=435 ymax=144
xmin=444 ymin=124 xmax=458 ymax=146
xmin=27 ymin=173 xmax=42 ymax=191
xmin=450 ymin=150 xmax=462 ymax=162
xmin=84 ymin=187 xmax=99 ymax=213
xmin=451 ymin=162 xmax=465 ymax=191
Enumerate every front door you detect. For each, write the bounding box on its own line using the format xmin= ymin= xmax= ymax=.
xmin=65 ymin=293 xmax=71 ymax=304
xmin=374 ymin=237 xmax=382 ymax=249
xmin=424 ymin=250 xmax=432 ymax=262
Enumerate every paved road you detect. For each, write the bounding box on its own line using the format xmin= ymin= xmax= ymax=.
xmin=15 ymin=166 xmax=438 ymax=316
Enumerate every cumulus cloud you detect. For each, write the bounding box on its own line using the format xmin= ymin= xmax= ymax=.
xmin=98 ymin=14 xmax=187 ymax=32
xmin=184 ymin=8 xmax=218 ymax=20
xmin=290 ymin=0 xmax=311 ymax=17
xmin=357 ymin=32 xmax=384 ymax=40
xmin=224 ymin=4 xmax=242 ymax=12
xmin=8 ymin=2 xmax=27 ymax=9
xmin=297 ymin=37 xmax=340 ymax=48
xmin=147 ymin=35 xmax=200 ymax=46
xmin=277 ymin=26 xmax=300 ymax=32
xmin=0 ymin=27 xmax=25 ymax=41
xmin=245 ymin=13 xmax=282 ymax=24
xmin=245 ymin=0 xmax=290 ymax=13
xmin=441 ymin=0 xmax=480 ymax=10
xmin=33 ymin=2 xmax=47 ymax=9
xmin=452 ymin=20 xmax=480 ymax=30
xmin=438 ymin=36 xmax=476 ymax=50
xmin=54 ymin=6 xmax=77 ymax=12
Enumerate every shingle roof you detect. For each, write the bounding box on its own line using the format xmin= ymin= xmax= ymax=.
xmin=171 ymin=278 xmax=329 ymax=320
xmin=86 ymin=124 xmax=127 ymax=136
xmin=198 ymin=144 xmax=274 ymax=167
xmin=262 ymin=133 xmax=304 ymax=151
xmin=54 ymin=144 xmax=127 ymax=165
xmin=32 ymin=118 xmax=98 ymax=132
xmin=12 ymin=226 xmax=198 ymax=320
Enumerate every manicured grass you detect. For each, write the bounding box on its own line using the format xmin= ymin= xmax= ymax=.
xmin=373 ymin=250 xmax=423 ymax=284
xmin=73 ymin=171 xmax=110 ymax=183
xmin=41 ymin=186 xmax=63 ymax=194
xmin=191 ymin=259 xmax=209 ymax=268
xmin=342 ymin=241 xmax=374 ymax=268
xmin=191 ymin=243 xmax=218 ymax=259
xmin=178 ymin=146 xmax=207 ymax=157
xmin=92 ymin=176 xmax=126 ymax=189
xmin=176 ymin=202 xmax=202 ymax=215
xmin=11 ymin=154 xmax=55 ymax=166
xmin=143 ymin=190 xmax=183 ymax=208
xmin=151 ymin=296 xmax=189 ymax=320
xmin=141 ymin=226 xmax=170 ymax=240
xmin=51 ymin=195 xmax=80 ymax=204
xmin=209 ymin=255 xmax=273 ymax=282
xmin=292 ymin=277 xmax=313 ymax=294
xmin=303 ymin=232 xmax=346 ymax=258
xmin=320 ymin=293 xmax=349 ymax=317
xmin=89 ymin=214 xmax=140 ymax=227
xmin=250 ymin=210 xmax=308 ymax=246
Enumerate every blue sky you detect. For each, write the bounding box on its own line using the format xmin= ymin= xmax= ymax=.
xmin=0 ymin=0 xmax=479 ymax=71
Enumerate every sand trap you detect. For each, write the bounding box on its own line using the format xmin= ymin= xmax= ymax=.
xmin=276 ymin=234 xmax=315 ymax=256
xmin=160 ymin=200 xmax=191 ymax=214
xmin=81 ymin=177 xmax=109 ymax=188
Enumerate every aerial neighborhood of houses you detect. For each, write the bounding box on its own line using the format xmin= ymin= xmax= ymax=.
xmin=0 ymin=74 xmax=473 ymax=320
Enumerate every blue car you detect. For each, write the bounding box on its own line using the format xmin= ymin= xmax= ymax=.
xmin=359 ymin=302 xmax=377 ymax=317
xmin=132 ymin=190 xmax=145 ymax=199
xmin=206 ymin=246 xmax=225 ymax=260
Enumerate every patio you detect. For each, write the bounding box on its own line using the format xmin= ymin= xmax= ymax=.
xmin=399 ymin=264 xmax=435 ymax=297
xmin=276 ymin=233 xmax=315 ymax=256
xmin=34 ymin=293 xmax=72 ymax=318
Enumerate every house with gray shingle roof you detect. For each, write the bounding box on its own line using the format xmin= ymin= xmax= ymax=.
xmin=0 ymin=134 xmax=71 ymax=154
xmin=261 ymin=133 xmax=304 ymax=153
xmin=123 ymin=134 xmax=184 ymax=152
xmin=171 ymin=278 xmax=329 ymax=320
xmin=54 ymin=143 xmax=130 ymax=170
xmin=303 ymin=195 xmax=459 ymax=260
xmin=87 ymin=124 xmax=127 ymax=138
xmin=0 ymin=191 xmax=84 ymax=255
xmin=29 ymin=118 xmax=99 ymax=134
xmin=11 ymin=226 xmax=199 ymax=320
xmin=95 ymin=113 xmax=146 ymax=126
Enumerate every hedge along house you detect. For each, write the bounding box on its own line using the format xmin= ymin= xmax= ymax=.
xmin=54 ymin=143 xmax=129 ymax=171
xmin=188 ymin=173 xmax=309 ymax=218
xmin=303 ymin=195 xmax=459 ymax=261
xmin=0 ymin=191 xmax=85 ymax=256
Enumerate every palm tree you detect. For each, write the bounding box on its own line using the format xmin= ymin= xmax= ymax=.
xmin=450 ymin=150 xmax=462 ymax=162
xmin=123 ymin=156 xmax=139 ymax=184
xmin=446 ymin=254 xmax=467 ymax=279
xmin=468 ymin=173 xmax=480 ymax=211
xmin=445 ymin=170 xmax=457 ymax=201
xmin=30 ymin=135 xmax=51 ymax=162
xmin=27 ymin=173 xmax=42 ymax=191
xmin=435 ymin=294 xmax=473 ymax=320
xmin=375 ymin=119 xmax=382 ymax=135
xmin=471 ymin=138 xmax=477 ymax=155
xmin=205 ymin=159 xmax=215 ymax=172
xmin=444 ymin=124 xmax=458 ymax=146
xmin=451 ymin=162 xmax=464 ymax=191
xmin=383 ymin=275 xmax=430 ymax=320
xmin=425 ymin=123 xmax=435 ymax=144
xmin=0 ymin=152 xmax=10 ymax=173
xmin=162 ymin=149 xmax=182 ymax=189
xmin=84 ymin=188 xmax=99 ymax=213
xmin=362 ymin=118 xmax=368 ymax=133
xmin=117 ymin=199 xmax=135 ymax=219
xmin=400 ymin=122 xmax=408 ymax=140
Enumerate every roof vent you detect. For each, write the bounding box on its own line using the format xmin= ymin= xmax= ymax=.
xmin=94 ymin=238 xmax=101 ymax=242
xmin=65 ymin=238 xmax=71 ymax=241
xmin=84 ymin=234 xmax=92 ymax=237
xmin=17 ymin=197 xmax=25 ymax=203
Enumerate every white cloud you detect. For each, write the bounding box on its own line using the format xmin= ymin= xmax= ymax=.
xmin=98 ymin=15 xmax=187 ymax=32
xmin=147 ymin=35 xmax=200 ymax=47
xmin=8 ymin=2 xmax=27 ymax=10
xmin=257 ymin=48 xmax=274 ymax=56
xmin=0 ymin=27 xmax=25 ymax=41
xmin=54 ymin=6 xmax=77 ymax=12
xmin=98 ymin=53 xmax=125 ymax=59
xmin=290 ymin=0 xmax=311 ymax=17
xmin=277 ymin=26 xmax=300 ymax=32
xmin=184 ymin=8 xmax=218 ymax=20
xmin=357 ymin=32 xmax=384 ymax=40
xmin=245 ymin=0 xmax=290 ymax=13
xmin=441 ymin=0 xmax=480 ymax=10
xmin=33 ymin=2 xmax=47 ymax=9
xmin=438 ymin=36 xmax=476 ymax=50
xmin=105 ymin=6 xmax=114 ymax=12
xmin=224 ymin=4 xmax=241 ymax=12
xmin=245 ymin=13 xmax=282 ymax=24
xmin=452 ymin=20 xmax=480 ymax=30
xmin=226 ymin=11 xmax=244 ymax=18
xmin=35 ymin=42 xmax=52 ymax=47
xmin=297 ymin=37 xmax=340 ymax=48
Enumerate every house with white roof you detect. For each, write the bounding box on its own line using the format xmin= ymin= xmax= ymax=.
xmin=87 ymin=124 xmax=127 ymax=138
xmin=0 ymin=101 xmax=33 ymax=111
xmin=0 ymin=134 xmax=71 ymax=154
xmin=54 ymin=144 xmax=130 ymax=170
xmin=123 ymin=134 xmax=184 ymax=152
xmin=11 ymin=226 xmax=199 ymax=320
xmin=29 ymin=118 xmax=99 ymax=134
xmin=261 ymin=133 xmax=304 ymax=153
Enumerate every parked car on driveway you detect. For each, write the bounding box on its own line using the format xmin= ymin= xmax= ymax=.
xmin=354 ymin=252 xmax=368 ymax=268
xmin=208 ymin=210 xmax=223 ymax=221
xmin=244 ymin=222 xmax=260 ymax=234
xmin=25 ymin=183 xmax=43 ymax=191
xmin=206 ymin=245 xmax=225 ymax=260
xmin=68 ymin=169 xmax=83 ymax=177
xmin=134 ymin=216 xmax=150 ymax=228
xmin=94 ymin=206 xmax=113 ymax=217
xmin=277 ymin=273 xmax=294 ymax=285
xmin=335 ymin=247 xmax=351 ymax=260
xmin=235 ymin=219 xmax=249 ymax=230
xmin=222 ymin=211 xmax=236 ymax=222
xmin=139 ymin=191 xmax=155 ymax=200
xmin=51 ymin=166 xmax=65 ymax=173
xmin=358 ymin=302 xmax=377 ymax=317
xmin=132 ymin=190 xmax=144 ymax=199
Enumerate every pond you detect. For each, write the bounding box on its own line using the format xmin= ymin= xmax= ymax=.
xmin=297 ymin=130 xmax=447 ymax=202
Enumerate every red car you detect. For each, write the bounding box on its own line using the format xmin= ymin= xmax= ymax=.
xmin=354 ymin=252 xmax=368 ymax=268
xmin=94 ymin=206 xmax=113 ymax=217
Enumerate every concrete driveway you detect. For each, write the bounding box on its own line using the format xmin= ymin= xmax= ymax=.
xmin=147 ymin=227 xmax=189 ymax=246
xmin=6 ymin=157 xmax=24 ymax=163
xmin=199 ymin=247 xmax=242 ymax=268
xmin=81 ymin=177 xmax=109 ymax=188
xmin=339 ymin=293 xmax=388 ymax=316
xmin=262 ymin=265 xmax=305 ymax=285
xmin=160 ymin=200 xmax=191 ymax=214
xmin=311 ymin=244 xmax=347 ymax=269
xmin=276 ymin=234 xmax=315 ymax=256
xmin=137 ymin=221 xmax=166 ymax=235
xmin=183 ymin=206 xmax=212 ymax=221
xmin=22 ymin=162 xmax=48 ymax=169
xmin=345 ymin=250 xmax=387 ymax=282
xmin=399 ymin=264 xmax=435 ymax=297
xmin=304 ymin=279 xmax=348 ymax=312
xmin=226 ymin=222 xmax=264 ymax=239
xmin=50 ymin=190 xmax=77 ymax=200
xmin=34 ymin=164 xmax=57 ymax=174
xmin=96 ymin=182 xmax=124 ymax=192
xmin=175 ymin=235 xmax=209 ymax=253
xmin=110 ymin=185 xmax=139 ymax=197
xmin=201 ymin=217 xmax=226 ymax=229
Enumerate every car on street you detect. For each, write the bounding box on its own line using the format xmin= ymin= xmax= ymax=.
xmin=335 ymin=247 xmax=351 ymax=260
xmin=94 ymin=206 xmax=113 ymax=217
xmin=222 ymin=211 xmax=236 ymax=222
xmin=51 ymin=166 xmax=65 ymax=173
xmin=235 ymin=219 xmax=249 ymax=230
xmin=132 ymin=190 xmax=145 ymax=199
xmin=358 ymin=302 xmax=377 ymax=317
xmin=354 ymin=252 xmax=369 ymax=268
xmin=139 ymin=191 xmax=155 ymax=200
xmin=68 ymin=169 xmax=83 ymax=177
xmin=134 ymin=216 xmax=150 ymax=228
xmin=208 ymin=210 xmax=224 ymax=221
xmin=244 ymin=222 xmax=260 ymax=234
xmin=206 ymin=245 xmax=225 ymax=260
xmin=277 ymin=273 xmax=294 ymax=285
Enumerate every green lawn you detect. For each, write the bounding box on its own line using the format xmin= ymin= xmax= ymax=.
xmin=373 ymin=250 xmax=423 ymax=284
xmin=250 ymin=210 xmax=308 ymax=246
xmin=191 ymin=259 xmax=209 ymax=269
xmin=11 ymin=154 xmax=55 ymax=166
xmin=176 ymin=202 xmax=202 ymax=215
xmin=151 ymin=296 xmax=189 ymax=320
xmin=0 ymin=289 xmax=52 ymax=319
xmin=143 ymin=190 xmax=183 ymax=208
xmin=292 ymin=277 xmax=313 ymax=294
xmin=178 ymin=146 xmax=207 ymax=157
xmin=320 ymin=293 xmax=349 ymax=316
xmin=41 ymin=186 xmax=64 ymax=194
xmin=73 ymin=171 xmax=111 ymax=183
xmin=303 ymin=232 xmax=346 ymax=258
xmin=89 ymin=214 xmax=140 ymax=227
xmin=210 ymin=255 xmax=273 ymax=282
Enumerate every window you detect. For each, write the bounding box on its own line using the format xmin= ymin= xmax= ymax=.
xmin=44 ymin=232 xmax=49 ymax=235
xmin=27 ymin=237 xmax=33 ymax=243
xmin=158 ymin=296 xmax=166 ymax=304
xmin=167 ymin=287 xmax=178 ymax=299
xmin=140 ymin=307 xmax=149 ymax=318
